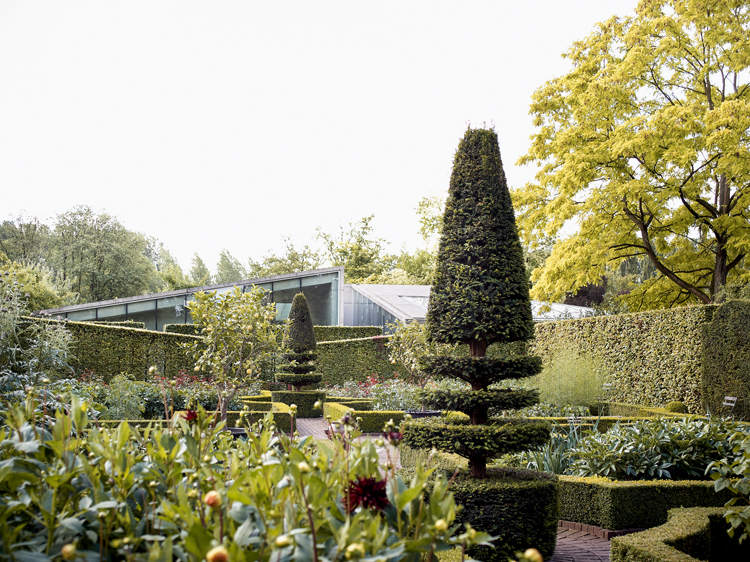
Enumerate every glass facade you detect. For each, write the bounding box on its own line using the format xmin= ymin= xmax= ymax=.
xmin=157 ymin=297 xmax=187 ymax=331
xmin=47 ymin=269 xmax=342 ymax=331
xmin=128 ymin=300 xmax=157 ymax=331
xmin=350 ymin=290 xmax=397 ymax=332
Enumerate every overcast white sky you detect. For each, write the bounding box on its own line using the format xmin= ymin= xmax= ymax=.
xmin=0 ymin=0 xmax=638 ymax=273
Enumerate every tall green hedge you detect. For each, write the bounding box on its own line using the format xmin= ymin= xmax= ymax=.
xmin=701 ymin=300 xmax=750 ymax=420
xmin=316 ymin=335 xmax=394 ymax=386
xmin=63 ymin=320 xmax=198 ymax=381
xmin=531 ymin=306 xmax=717 ymax=414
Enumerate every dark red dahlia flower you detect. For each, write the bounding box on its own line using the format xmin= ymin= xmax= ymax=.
xmin=384 ymin=431 xmax=402 ymax=446
xmin=345 ymin=476 xmax=390 ymax=513
xmin=182 ymin=410 xmax=198 ymax=422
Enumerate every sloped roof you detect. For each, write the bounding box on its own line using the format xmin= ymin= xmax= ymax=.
xmin=348 ymin=284 xmax=594 ymax=323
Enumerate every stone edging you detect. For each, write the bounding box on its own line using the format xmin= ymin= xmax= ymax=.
xmin=558 ymin=520 xmax=645 ymax=540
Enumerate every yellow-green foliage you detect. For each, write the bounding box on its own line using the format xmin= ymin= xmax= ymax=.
xmin=525 ymin=347 xmax=602 ymax=408
xmin=558 ymin=475 xmax=733 ymax=530
xmin=610 ymin=507 xmax=749 ymax=562
xmin=531 ymin=306 xmax=716 ymax=414
xmin=323 ymin=401 xmax=405 ymax=433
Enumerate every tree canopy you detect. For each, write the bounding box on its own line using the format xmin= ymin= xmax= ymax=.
xmin=514 ymin=0 xmax=750 ymax=310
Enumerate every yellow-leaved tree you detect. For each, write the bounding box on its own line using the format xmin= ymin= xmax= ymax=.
xmin=514 ymin=0 xmax=750 ymax=309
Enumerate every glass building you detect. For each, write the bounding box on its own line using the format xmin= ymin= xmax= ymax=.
xmin=36 ymin=267 xmax=594 ymax=332
xmin=38 ymin=268 xmax=344 ymax=331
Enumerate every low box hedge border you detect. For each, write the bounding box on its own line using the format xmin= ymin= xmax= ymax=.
xmin=325 ymin=397 xmax=374 ymax=411
xmin=271 ymin=390 xmax=326 ymax=418
xmin=606 ymin=402 xmax=691 ymax=418
xmin=559 ymin=475 xmax=735 ymax=530
xmin=324 ymin=402 xmax=405 ymax=433
xmin=242 ymin=391 xmax=273 ymax=403
xmin=610 ymin=507 xmax=749 ymax=562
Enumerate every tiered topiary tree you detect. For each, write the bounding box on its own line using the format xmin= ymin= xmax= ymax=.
xmin=402 ymin=127 xmax=557 ymax=560
xmin=272 ymin=293 xmax=325 ymax=417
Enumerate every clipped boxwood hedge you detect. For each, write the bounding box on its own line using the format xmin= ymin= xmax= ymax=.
xmin=325 ymin=397 xmax=374 ymax=411
xmin=531 ymin=305 xmax=717 ymax=414
xmin=402 ymin=467 xmax=558 ymax=562
xmin=610 ymin=507 xmax=749 ymax=562
xmin=314 ymin=326 xmax=383 ymax=341
xmin=164 ymin=324 xmax=200 ymax=336
xmin=271 ymin=390 xmax=325 ymax=418
xmin=324 ymin=402 xmax=405 ymax=433
xmin=315 ymin=336 xmax=395 ymax=386
xmin=558 ymin=475 xmax=734 ymax=530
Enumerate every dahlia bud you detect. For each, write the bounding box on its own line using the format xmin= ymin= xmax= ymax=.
xmin=297 ymin=461 xmax=311 ymax=473
xmin=345 ymin=543 xmax=366 ymax=559
xmin=435 ymin=519 xmax=448 ymax=532
xmin=61 ymin=544 xmax=77 ymax=560
xmin=205 ymin=545 xmax=229 ymax=562
xmin=275 ymin=535 xmax=292 ymax=547
xmin=204 ymin=490 xmax=222 ymax=510
xmin=524 ymin=548 xmax=543 ymax=562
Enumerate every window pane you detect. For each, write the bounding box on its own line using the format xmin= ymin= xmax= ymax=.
xmin=157 ymin=296 xmax=186 ymax=331
xmin=127 ymin=300 xmax=156 ymax=330
xmin=299 ymin=273 xmax=337 ymax=325
xmin=98 ymin=304 xmax=127 ymax=322
xmin=272 ymin=279 xmax=301 ymax=321
xmin=68 ymin=309 xmax=96 ymax=321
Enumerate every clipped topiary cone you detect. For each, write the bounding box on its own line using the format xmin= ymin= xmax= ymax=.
xmin=405 ymin=127 xmax=550 ymax=477
xmin=277 ymin=293 xmax=322 ymax=392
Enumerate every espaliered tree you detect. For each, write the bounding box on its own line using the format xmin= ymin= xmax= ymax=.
xmin=403 ymin=127 xmax=551 ymax=479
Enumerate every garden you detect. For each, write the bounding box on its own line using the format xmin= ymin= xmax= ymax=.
xmin=2 ymin=126 xmax=750 ymax=562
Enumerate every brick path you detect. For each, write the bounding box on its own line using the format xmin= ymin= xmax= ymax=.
xmin=549 ymin=528 xmax=611 ymax=562
xmin=297 ymin=418 xmax=612 ymax=562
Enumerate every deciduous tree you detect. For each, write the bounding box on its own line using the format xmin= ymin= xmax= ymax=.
xmin=51 ymin=206 xmax=155 ymax=302
xmin=515 ymin=0 xmax=750 ymax=310
xmin=185 ymin=286 xmax=282 ymax=421
xmin=215 ymin=249 xmax=246 ymax=284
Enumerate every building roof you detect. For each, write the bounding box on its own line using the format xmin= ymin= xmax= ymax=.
xmin=349 ymin=284 xmax=594 ymax=323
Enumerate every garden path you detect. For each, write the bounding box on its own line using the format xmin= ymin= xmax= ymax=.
xmin=549 ymin=527 xmax=610 ymax=562
xmin=296 ymin=418 xmax=401 ymax=469
xmin=296 ymin=418 xmax=612 ymax=562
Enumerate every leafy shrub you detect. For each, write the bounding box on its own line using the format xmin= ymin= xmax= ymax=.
xmin=101 ymin=374 xmax=146 ymax=420
xmin=568 ymin=417 xmax=745 ymax=480
xmin=0 ymin=394 xmax=492 ymax=561
xmin=708 ymin=430 xmax=750 ymax=543
xmin=665 ymin=400 xmax=688 ymax=413
xmin=499 ymin=419 xmax=594 ymax=475
xmin=0 ymin=274 xmax=75 ymax=395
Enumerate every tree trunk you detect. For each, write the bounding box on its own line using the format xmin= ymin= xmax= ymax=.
xmin=468 ymin=451 xmax=487 ymax=479
xmin=469 ymin=338 xmax=487 ymax=358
